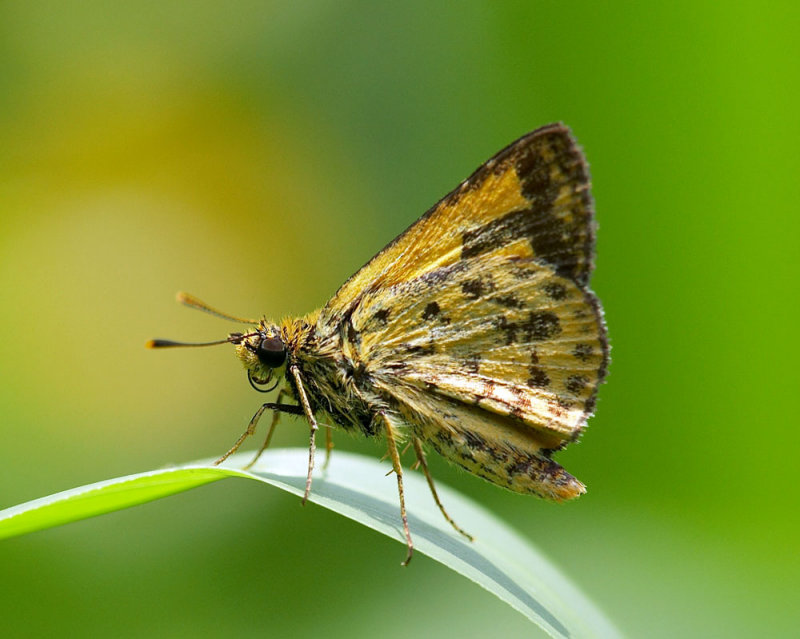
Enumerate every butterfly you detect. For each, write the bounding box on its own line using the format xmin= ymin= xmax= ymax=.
xmin=148 ymin=123 xmax=609 ymax=565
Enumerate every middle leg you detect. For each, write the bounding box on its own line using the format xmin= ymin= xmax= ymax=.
xmin=382 ymin=412 xmax=414 ymax=566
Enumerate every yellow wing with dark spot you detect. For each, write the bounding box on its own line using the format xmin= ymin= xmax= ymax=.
xmin=318 ymin=123 xmax=596 ymax=329
xmin=348 ymin=251 xmax=607 ymax=500
xmin=354 ymin=253 xmax=606 ymax=442
xmin=314 ymin=123 xmax=608 ymax=501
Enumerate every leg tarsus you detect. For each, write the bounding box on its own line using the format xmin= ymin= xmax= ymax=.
xmin=323 ymin=425 xmax=334 ymax=469
xmin=383 ymin=414 xmax=414 ymax=566
xmin=243 ymin=389 xmax=287 ymax=470
xmin=214 ymin=399 xmax=302 ymax=467
xmin=213 ymin=410 xmax=260 ymax=466
xmin=413 ymin=437 xmax=474 ymax=542
xmin=302 ymin=422 xmax=318 ymax=505
xmin=290 ymin=366 xmax=319 ymax=506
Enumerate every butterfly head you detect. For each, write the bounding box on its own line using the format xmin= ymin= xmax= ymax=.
xmin=147 ymin=292 xmax=286 ymax=393
xmin=232 ymin=325 xmax=287 ymax=393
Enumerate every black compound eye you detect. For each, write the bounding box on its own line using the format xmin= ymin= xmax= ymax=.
xmin=256 ymin=336 xmax=286 ymax=368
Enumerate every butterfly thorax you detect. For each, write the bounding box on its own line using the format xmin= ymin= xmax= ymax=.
xmin=265 ymin=312 xmax=387 ymax=437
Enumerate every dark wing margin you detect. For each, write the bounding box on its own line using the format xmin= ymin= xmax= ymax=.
xmin=455 ymin=123 xmax=596 ymax=286
xmin=319 ymin=123 xmax=597 ymax=333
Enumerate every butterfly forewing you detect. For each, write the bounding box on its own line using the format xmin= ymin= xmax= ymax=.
xmin=320 ymin=122 xmax=596 ymax=328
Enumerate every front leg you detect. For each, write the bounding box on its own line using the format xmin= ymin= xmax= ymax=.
xmin=243 ymin=387 xmax=290 ymax=470
xmin=214 ymin=399 xmax=303 ymax=466
xmin=289 ymin=365 xmax=319 ymax=505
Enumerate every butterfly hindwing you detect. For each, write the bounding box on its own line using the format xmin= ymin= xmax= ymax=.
xmin=355 ymin=253 xmax=606 ymax=438
xmin=347 ymin=252 xmax=606 ymax=499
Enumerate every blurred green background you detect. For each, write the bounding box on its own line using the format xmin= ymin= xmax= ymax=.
xmin=1 ymin=2 xmax=797 ymax=637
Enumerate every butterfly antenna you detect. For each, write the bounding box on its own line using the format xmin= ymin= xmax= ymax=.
xmin=146 ymin=331 xmax=259 ymax=350
xmin=146 ymin=337 xmax=232 ymax=349
xmin=176 ymin=292 xmax=259 ymax=324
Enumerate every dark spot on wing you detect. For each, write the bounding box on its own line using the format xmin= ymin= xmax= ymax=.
xmin=461 ymin=209 xmax=531 ymax=261
xmin=511 ymin=265 xmax=536 ymax=280
xmin=527 ymin=366 xmax=550 ymax=388
xmin=494 ymin=311 xmax=560 ymax=344
xmin=462 ymin=353 xmax=482 ymax=373
xmin=479 ymin=463 xmax=502 ymax=479
xmin=566 ymin=375 xmax=588 ymax=394
xmin=495 ymin=316 xmax=518 ymax=345
xmin=523 ymin=311 xmax=561 ymax=341
xmin=505 ymin=458 xmax=532 ymax=477
xmin=491 ymin=293 xmax=523 ymax=309
xmin=461 ymin=277 xmax=490 ymax=300
xmin=480 ymin=378 xmax=496 ymax=398
xmin=514 ymin=130 xmax=594 ymax=286
xmin=357 ymin=306 xmax=393 ymax=335
xmin=414 ymin=260 xmax=467 ymax=288
xmin=373 ymin=308 xmax=390 ymax=325
xmin=543 ymin=282 xmax=568 ymax=300
xmin=422 ymin=301 xmax=440 ymax=320
xmin=572 ymin=343 xmax=593 ymax=361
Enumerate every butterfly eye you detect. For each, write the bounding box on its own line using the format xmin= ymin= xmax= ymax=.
xmin=256 ymin=336 xmax=287 ymax=368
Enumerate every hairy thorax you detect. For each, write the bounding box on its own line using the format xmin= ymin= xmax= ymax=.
xmin=282 ymin=313 xmax=386 ymax=437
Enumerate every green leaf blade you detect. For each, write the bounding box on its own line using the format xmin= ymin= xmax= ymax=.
xmin=0 ymin=468 xmax=226 ymax=541
xmin=0 ymin=449 xmax=620 ymax=638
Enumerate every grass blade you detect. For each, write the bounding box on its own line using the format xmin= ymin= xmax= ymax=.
xmin=0 ymin=448 xmax=619 ymax=638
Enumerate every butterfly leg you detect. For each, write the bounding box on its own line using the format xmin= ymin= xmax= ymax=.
xmin=243 ymin=388 xmax=288 ymax=470
xmin=290 ymin=366 xmax=319 ymax=505
xmin=323 ymin=425 xmax=334 ymax=469
xmin=214 ymin=397 xmax=303 ymax=466
xmin=382 ymin=413 xmax=413 ymax=566
xmin=412 ymin=437 xmax=474 ymax=541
